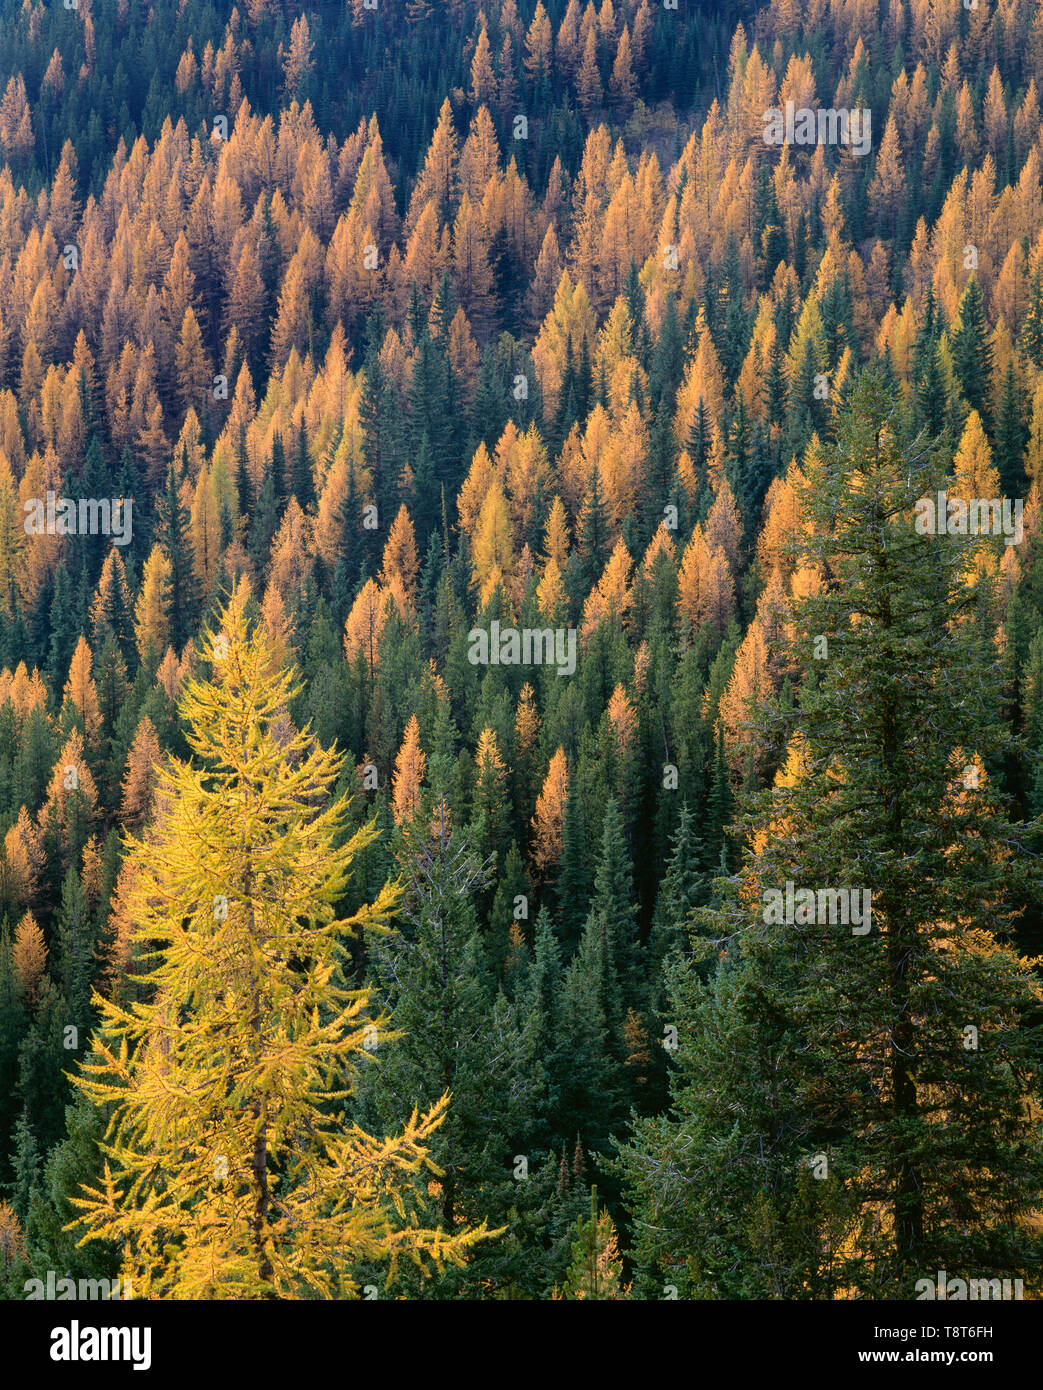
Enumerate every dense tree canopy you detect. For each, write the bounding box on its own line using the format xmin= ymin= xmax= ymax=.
xmin=0 ymin=0 xmax=1042 ymax=1303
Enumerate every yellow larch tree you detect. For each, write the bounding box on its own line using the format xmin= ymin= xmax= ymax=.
xmin=189 ymin=466 xmax=223 ymax=596
xmin=380 ymin=504 xmax=420 ymax=606
xmin=38 ymin=730 xmax=99 ymax=854
xmin=953 ymin=409 xmax=1000 ymax=500
xmin=134 ymin=546 xmax=173 ymax=664
xmin=868 ymin=113 xmax=905 ymax=239
xmin=531 ymin=271 xmax=596 ymax=418
xmin=471 ymin=479 xmax=516 ymax=601
xmin=602 ymin=398 xmax=647 ymax=525
xmin=718 ymin=621 xmax=776 ymax=776
xmin=470 ymin=24 xmax=496 ymax=106
xmin=12 ymin=909 xmax=47 ymax=1000
xmin=0 ymin=1202 xmax=26 ymax=1272
xmin=531 ymin=746 xmax=568 ymax=879
xmin=581 ymin=537 xmax=633 ymax=635
xmin=405 ymin=96 xmax=460 ymax=233
xmin=67 ymin=582 xmax=488 ymax=1299
xmin=174 ymin=306 xmax=214 ymax=419
xmin=524 ymin=1 xmax=553 ymax=79
xmin=757 ymin=469 xmax=804 ymax=581
xmin=120 ymin=716 xmax=162 ymax=831
xmin=536 ymin=555 xmax=568 ymax=625
xmin=5 ymin=806 xmax=42 ymax=906
xmin=673 ymin=309 xmax=727 ymax=444
xmin=392 ymin=714 xmax=427 ymax=826
xmin=62 ymin=636 xmax=102 ymax=744
xmin=1025 ymin=377 xmax=1043 ymax=487
xmin=344 ymin=578 xmax=392 ymax=681
xmin=543 ymin=495 xmax=571 ymax=570
xmin=457 ymin=440 xmax=500 ymax=542
xmin=267 ymin=498 xmax=313 ymax=598
xmin=705 ymin=474 xmax=742 ymax=573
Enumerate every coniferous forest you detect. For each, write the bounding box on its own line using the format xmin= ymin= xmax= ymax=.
xmin=0 ymin=0 xmax=1042 ymax=1326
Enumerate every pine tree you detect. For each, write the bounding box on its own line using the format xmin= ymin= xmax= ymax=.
xmin=16 ymin=976 xmax=71 ymax=1154
xmin=0 ymin=928 xmax=27 ymax=1182
xmin=1018 ymin=263 xmax=1043 ymax=370
xmin=290 ymin=425 xmax=314 ymax=510
xmin=556 ymin=1187 xmax=630 ymax=1298
xmin=67 ymin=583 xmax=488 ymax=1298
xmin=648 ymin=801 xmax=706 ymax=985
xmin=558 ymin=771 xmax=592 ymax=943
xmin=588 ymin=798 xmax=641 ymax=1007
xmin=994 ymin=359 xmax=1027 ymax=497
xmin=10 ymin=1108 xmax=39 ymax=1223
xmin=950 ymin=278 xmax=994 ymax=431
xmin=577 ymin=466 xmax=610 ymax=593
xmin=705 ymin=722 xmax=734 ymax=872
xmin=617 ymin=372 xmax=1043 ymax=1298
xmin=26 ymin=1085 xmax=120 ymax=1284
xmin=48 ymin=563 xmax=79 ymax=689
xmin=916 ymin=339 xmax=949 ymax=441
xmin=154 ymin=464 xmax=202 ymax=652
xmin=358 ymin=807 xmax=547 ymax=1297
xmin=551 ymin=909 xmax=623 ymax=1153
xmin=54 ymin=867 xmax=93 ymax=1025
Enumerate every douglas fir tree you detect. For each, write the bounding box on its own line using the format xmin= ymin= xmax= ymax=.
xmin=617 ymin=373 xmax=1043 ymax=1299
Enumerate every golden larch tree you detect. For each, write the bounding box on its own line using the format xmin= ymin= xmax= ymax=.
xmin=12 ymin=910 xmax=47 ymax=1000
xmin=392 ymin=714 xmax=427 ymax=826
xmin=134 ymin=547 xmax=173 ymax=665
xmin=68 ymin=582 xmax=488 ymax=1298
xmin=120 ymin=716 xmax=162 ymax=831
xmin=343 ymin=578 xmax=392 ymax=680
xmin=380 ymin=504 xmax=421 ymax=606
xmin=531 ymin=746 xmax=568 ymax=878
xmin=62 ymin=636 xmax=102 ymax=744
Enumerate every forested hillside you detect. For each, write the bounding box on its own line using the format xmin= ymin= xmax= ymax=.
xmin=0 ymin=0 xmax=1042 ymax=1302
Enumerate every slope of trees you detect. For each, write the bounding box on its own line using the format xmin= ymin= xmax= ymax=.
xmin=0 ymin=0 xmax=1041 ymax=1300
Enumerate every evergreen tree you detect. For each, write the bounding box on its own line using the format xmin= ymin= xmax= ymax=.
xmin=994 ymin=359 xmax=1027 ymax=497
xmin=47 ymin=562 xmax=79 ymax=687
xmin=154 ymin=462 xmax=202 ymax=651
xmin=950 ymin=278 xmax=994 ymax=431
xmin=290 ymin=424 xmax=314 ymax=509
xmin=556 ymin=1187 xmax=630 ymax=1299
xmin=558 ymin=772 xmax=592 ymax=943
xmin=359 ymin=804 xmax=549 ymax=1297
xmin=648 ymin=802 xmax=706 ymax=982
xmin=617 ymin=373 xmax=1043 ymax=1298
xmin=1018 ymin=263 xmax=1043 ymax=370
xmin=25 ymin=1085 xmax=120 ymax=1284
xmin=9 ymin=1109 xmax=39 ymax=1224
xmin=588 ymin=798 xmax=642 ymax=1010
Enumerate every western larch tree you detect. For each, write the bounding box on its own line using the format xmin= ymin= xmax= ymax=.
xmin=66 ymin=582 xmax=488 ymax=1298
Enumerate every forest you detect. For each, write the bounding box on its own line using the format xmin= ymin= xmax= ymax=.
xmin=0 ymin=0 xmax=1041 ymax=1302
